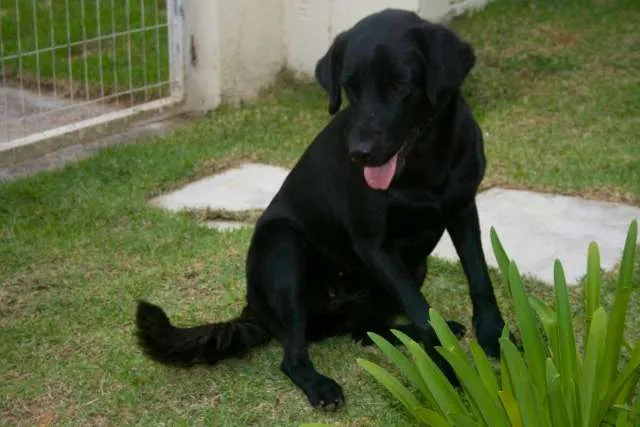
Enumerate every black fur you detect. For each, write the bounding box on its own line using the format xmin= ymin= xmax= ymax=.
xmin=135 ymin=301 xmax=270 ymax=365
xmin=135 ymin=9 xmax=509 ymax=411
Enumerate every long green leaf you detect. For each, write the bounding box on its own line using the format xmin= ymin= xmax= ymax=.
xmin=529 ymin=295 xmax=558 ymax=357
xmin=545 ymin=358 xmax=571 ymax=427
xmin=391 ymin=330 xmax=468 ymax=422
xmin=414 ymin=407 xmax=454 ymax=427
xmin=581 ymin=307 xmax=607 ymax=427
xmin=428 ymin=309 xmax=468 ymax=361
xmin=447 ymin=412 xmax=483 ymax=427
xmin=357 ymin=359 xmax=427 ymax=421
xmin=436 ymin=347 xmax=510 ymax=427
xmin=599 ymin=340 xmax=640 ymax=420
xmin=585 ymin=241 xmax=602 ymax=340
xmin=614 ymin=407 xmax=630 ymax=427
xmin=618 ymin=220 xmax=637 ymax=292
xmin=615 ymin=370 xmax=640 ymax=408
xmin=367 ymin=332 xmax=436 ymax=407
xmin=602 ymin=288 xmax=633 ymax=393
xmin=569 ymin=378 xmax=581 ymax=427
xmin=615 ymin=370 xmax=640 ymax=406
xmin=500 ymin=327 xmax=515 ymax=398
xmin=469 ymin=339 xmax=499 ymax=396
xmin=490 ymin=227 xmax=512 ymax=292
xmin=498 ymin=390 xmax=523 ymax=427
xmin=601 ymin=405 xmax=635 ymax=426
xmin=602 ymin=220 xmax=638 ymax=394
xmin=553 ymin=260 xmax=582 ymax=425
xmin=500 ymin=337 xmax=549 ymax=427
xmin=508 ymin=261 xmax=547 ymax=400
xmin=428 ymin=312 xmax=498 ymax=426
xmin=633 ymin=386 xmax=640 ymax=427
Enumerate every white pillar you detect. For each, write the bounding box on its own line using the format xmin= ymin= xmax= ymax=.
xmin=181 ymin=0 xmax=285 ymax=113
xmin=181 ymin=0 xmax=223 ymax=113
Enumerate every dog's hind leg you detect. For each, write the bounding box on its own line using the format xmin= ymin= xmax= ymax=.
xmin=246 ymin=223 xmax=344 ymax=411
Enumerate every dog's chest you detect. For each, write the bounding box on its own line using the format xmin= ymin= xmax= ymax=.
xmin=385 ymin=191 xmax=446 ymax=252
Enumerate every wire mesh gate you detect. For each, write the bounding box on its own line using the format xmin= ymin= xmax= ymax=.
xmin=0 ymin=0 xmax=183 ymax=153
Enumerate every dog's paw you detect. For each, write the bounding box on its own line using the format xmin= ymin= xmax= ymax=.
xmin=445 ymin=320 xmax=467 ymax=339
xmin=305 ymin=375 xmax=345 ymax=411
xmin=474 ymin=313 xmax=516 ymax=359
xmin=420 ymin=325 xmax=462 ymax=388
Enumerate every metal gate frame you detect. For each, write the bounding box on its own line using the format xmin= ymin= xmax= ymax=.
xmin=1 ymin=0 xmax=185 ymax=161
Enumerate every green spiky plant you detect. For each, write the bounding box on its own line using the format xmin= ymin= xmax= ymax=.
xmin=304 ymin=219 xmax=639 ymax=427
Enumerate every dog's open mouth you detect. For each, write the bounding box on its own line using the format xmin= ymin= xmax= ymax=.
xmin=363 ymin=153 xmax=398 ymax=190
xmin=363 ymin=143 xmax=407 ymax=191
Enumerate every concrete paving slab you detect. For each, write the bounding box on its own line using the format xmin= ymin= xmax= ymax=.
xmin=0 ymin=86 xmax=115 ymax=145
xmin=0 ymin=115 xmax=184 ymax=181
xmin=151 ymin=163 xmax=289 ymax=212
xmin=151 ymin=164 xmax=639 ymax=285
xmin=432 ymin=188 xmax=640 ymax=285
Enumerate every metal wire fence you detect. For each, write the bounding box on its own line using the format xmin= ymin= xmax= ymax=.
xmin=0 ymin=0 xmax=182 ymax=147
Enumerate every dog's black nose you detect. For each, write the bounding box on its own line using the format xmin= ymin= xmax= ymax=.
xmin=349 ymin=142 xmax=374 ymax=163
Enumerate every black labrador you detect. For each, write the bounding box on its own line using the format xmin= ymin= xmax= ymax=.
xmin=135 ymin=9 xmax=507 ymax=410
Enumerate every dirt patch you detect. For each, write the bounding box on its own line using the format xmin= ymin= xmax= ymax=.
xmin=0 ymin=274 xmax=60 ymax=321
xmin=1 ymin=384 xmax=66 ymax=427
xmin=180 ymin=208 xmax=263 ymax=224
xmin=537 ymin=25 xmax=579 ymax=47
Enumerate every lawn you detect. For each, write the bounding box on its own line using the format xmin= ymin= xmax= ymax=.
xmin=0 ymin=0 xmax=169 ymax=102
xmin=1 ymin=0 xmax=640 ymax=426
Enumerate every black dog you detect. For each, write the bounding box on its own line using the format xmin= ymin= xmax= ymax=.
xmin=135 ymin=9 xmax=507 ymax=410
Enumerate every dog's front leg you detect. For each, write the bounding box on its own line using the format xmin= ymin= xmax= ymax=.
xmin=354 ymin=244 xmax=463 ymax=384
xmin=447 ymin=200 xmax=506 ymax=358
xmin=357 ymin=247 xmax=432 ymax=326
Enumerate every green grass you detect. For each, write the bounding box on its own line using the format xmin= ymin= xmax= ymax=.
xmin=453 ymin=0 xmax=640 ymax=203
xmin=1 ymin=1 xmax=639 ymax=425
xmin=0 ymin=0 xmax=169 ymax=102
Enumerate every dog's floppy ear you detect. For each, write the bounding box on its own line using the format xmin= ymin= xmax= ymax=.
xmin=412 ymin=24 xmax=476 ymax=105
xmin=315 ymin=32 xmax=348 ymax=115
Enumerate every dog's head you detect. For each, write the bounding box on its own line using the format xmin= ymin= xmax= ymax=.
xmin=315 ymin=9 xmax=475 ymax=190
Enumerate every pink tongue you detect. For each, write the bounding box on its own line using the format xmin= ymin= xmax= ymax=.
xmin=363 ymin=153 xmax=398 ymax=190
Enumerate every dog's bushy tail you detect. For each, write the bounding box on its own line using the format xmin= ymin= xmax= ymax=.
xmin=135 ymin=300 xmax=271 ymax=366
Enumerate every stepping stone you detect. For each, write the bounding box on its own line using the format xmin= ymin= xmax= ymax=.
xmin=151 ymin=163 xmax=289 ymax=212
xmin=151 ymin=164 xmax=639 ymax=285
xmin=432 ymin=188 xmax=640 ymax=285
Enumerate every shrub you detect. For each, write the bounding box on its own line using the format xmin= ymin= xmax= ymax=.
xmin=350 ymin=220 xmax=639 ymax=426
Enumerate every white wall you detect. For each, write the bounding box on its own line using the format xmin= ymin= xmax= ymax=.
xmin=283 ymin=0 xmax=488 ymax=77
xmin=217 ymin=0 xmax=286 ymax=103
xmin=182 ymin=0 xmax=285 ymax=112
xmin=282 ymin=0 xmax=332 ymax=79
xmin=182 ymin=0 xmax=488 ymax=112
xmin=284 ymin=0 xmax=426 ymax=77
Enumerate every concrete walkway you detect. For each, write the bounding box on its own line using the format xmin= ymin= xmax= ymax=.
xmin=151 ymin=163 xmax=640 ymax=286
xmin=433 ymin=188 xmax=639 ymax=284
xmin=0 ymin=86 xmax=114 ymax=146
